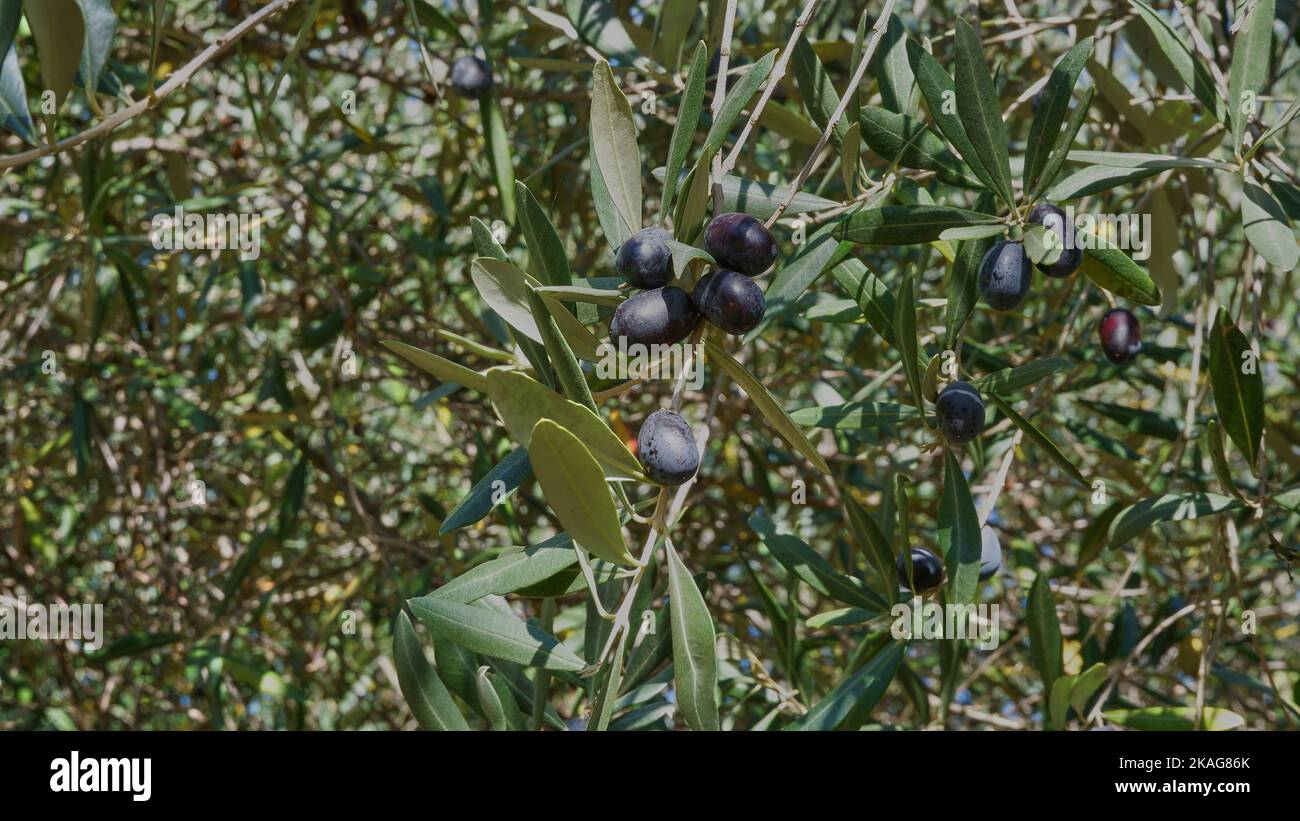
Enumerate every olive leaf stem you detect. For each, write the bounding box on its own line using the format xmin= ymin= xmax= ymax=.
xmin=572 ymin=542 xmax=619 ymax=621
xmin=721 ymin=0 xmax=823 ymax=175
xmin=765 ymin=0 xmax=900 ymax=228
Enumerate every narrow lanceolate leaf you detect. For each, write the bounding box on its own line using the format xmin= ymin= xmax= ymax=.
xmin=894 ymin=271 xmax=925 ymax=414
xmin=1208 ymin=308 xmax=1265 ymax=471
xmin=0 ymin=44 xmax=36 ymax=144
xmin=439 ymin=447 xmax=533 ymax=534
xmin=1045 ymin=165 xmax=1165 ymax=200
xmin=1242 ymin=179 xmax=1299 ymax=271
xmin=267 ymin=0 xmax=323 ymax=103
xmin=906 ymin=39 xmax=993 ymax=191
xmin=471 ymin=216 xmax=509 ymax=261
xmin=72 ymin=0 xmax=116 ymax=99
xmin=953 ymin=18 xmax=1014 ymax=208
xmin=1078 ymin=237 xmax=1161 ymax=306
xmin=516 ymin=181 xmax=573 ymax=288
xmin=475 ymin=666 xmax=525 ymax=730
xmin=488 ymin=370 xmax=645 ymax=481
xmin=1108 ymin=492 xmax=1245 ymax=547
xmin=873 ymin=13 xmax=917 ymax=115
xmin=945 ymin=193 xmax=997 ymax=347
xmin=986 ymin=393 xmax=1087 ymax=486
xmin=665 ymin=540 xmax=718 ymax=731
xmin=653 ymin=168 xmax=840 ymax=220
xmin=841 ymin=120 xmax=862 ymax=193
xmin=833 ymin=259 xmax=899 ymax=346
xmin=0 ymin=0 xmax=19 ymax=59
xmin=1204 ymin=419 xmax=1249 ymax=504
xmin=1103 ymin=706 xmax=1245 ymax=731
xmin=843 ymin=493 xmax=897 ymax=604
xmin=790 ymin=401 xmax=918 ymax=430
xmin=590 ymin=59 xmax=641 ymax=235
xmin=590 ymin=118 xmax=632 ymax=249
xmin=527 ymin=287 xmax=595 ymax=410
xmin=22 ymin=0 xmax=84 ymax=107
xmin=471 ymin=257 xmax=545 ymax=342
xmin=834 ymin=205 xmax=1000 ymax=245
xmin=382 ymin=340 xmax=488 ymax=393
xmin=795 ymin=641 xmax=906 ymax=731
xmin=540 ymin=293 xmax=603 ymax=362
xmin=1048 ymin=674 xmax=1078 ymax=730
xmin=940 ymin=449 xmax=982 ymax=603
xmin=793 ymin=35 xmax=848 ymax=144
xmin=751 ymin=513 xmax=887 ymax=613
xmin=408 ymin=595 xmax=586 ymax=672
xmin=858 ymin=106 xmax=983 ymax=188
xmin=1023 ymin=37 xmax=1093 ymax=195
xmin=1027 ymin=573 xmax=1063 ymax=692
xmin=483 ymin=94 xmax=517 ymax=223
xmin=1250 ymin=98 xmax=1300 ymax=160
xmin=528 ymin=419 xmax=634 ymax=567
xmin=535 ymin=284 xmax=624 ymax=307
xmin=433 ymin=537 xmax=576 ymax=603
xmin=393 ymin=612 xmax=469 ymax=730
xmin=1067 ymin=150 xmax=1234 ymax=170
xmin=704 ymin=339 xmax=830 ymax=474
xmin=1130 ymin=0 xmax=1228 ymax=123
xmin=702 ymin=49 xmax=779 ymax=161
xmin=974 ymin=357 xmax=1072 ymax=395
xmin=1030 ymin=86 xmax=1094 ymax=201
xmin=1070 ymin=662 xmax=1108 ymax=716
xmin=661 ymin=41 xmax=707 ymax=217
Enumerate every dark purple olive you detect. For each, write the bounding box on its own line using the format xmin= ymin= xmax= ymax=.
xmin=978 ymin=240 xmax=1033 ymax=311
xmin=703 ymin=212 xmax=778 ymax=276
xmin=1099 ymin=308 xmax=1142 ymax=364
xmin=897 ymin=547 xmax=946 ymax=593
xmin=615 ymin=227 xmax=673 ymax=289
xmin=692 ymin=269 xmax=765 ymax=334
xmin=1027 ymin=203 xmax=1081 ymax=278
xmin=608 ymin=286 xmax=700 ymax=347
xmin=935 ymin=381 xmax=985 ymax=445
xmin=638 ymin=410 xmax=699 ymax=485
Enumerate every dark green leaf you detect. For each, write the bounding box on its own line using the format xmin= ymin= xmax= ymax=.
xmin=665 ymin=540 xmax=718 ymax=731
xmin=834 ymin=205 xmax=1000 ymax=245
xmin=1208 ymin=308 xmax=1264 ymax=471
xmin=408 ymin=596 xmax=586 ymax=672
xmin=1027 ymin=572 xmax=1063 ymax=692
xmin=939 ymin=449 xmax=982 ymax=602
xmin=393 ymin=612 xmax=469 ymax=730
xmin=1023 ymin=37 xmax=1093 ymax=194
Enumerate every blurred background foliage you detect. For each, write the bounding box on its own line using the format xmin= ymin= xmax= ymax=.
xmin=1 ymin=0 xmax=1298 ymax=730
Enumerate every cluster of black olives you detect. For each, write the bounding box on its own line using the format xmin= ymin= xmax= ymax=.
xmin=979 ymin=203 xmax=1143 ymax=364
xmin=610 ymin=213 xmax=778 ymax=487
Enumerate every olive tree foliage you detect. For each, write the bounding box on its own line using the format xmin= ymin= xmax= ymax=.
xmin=0 ymin=0 xmax=1297 ymax=731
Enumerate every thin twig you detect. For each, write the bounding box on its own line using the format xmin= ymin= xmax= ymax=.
xmin=765 ymin=0 xmax=899 ymax=227
xmin=721 ymin=0 xmax=823 ymax=174
xmin=710 ymin=0 xmax=739 ymax=212
xmin=0 ymin=0 xmax=305 ymax=170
